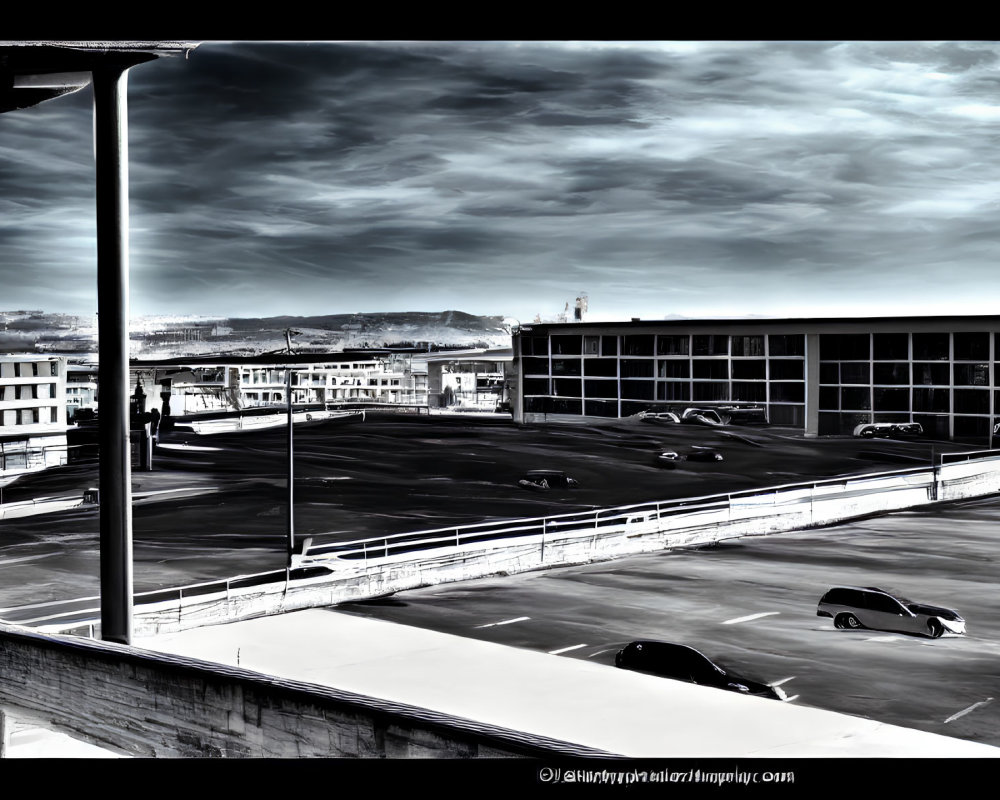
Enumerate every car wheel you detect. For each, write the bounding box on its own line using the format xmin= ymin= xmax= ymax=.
xmin=837 ymin=613 xmax=863 ymax=630
xmin=927 ymin=619 xmax=944 ymax=639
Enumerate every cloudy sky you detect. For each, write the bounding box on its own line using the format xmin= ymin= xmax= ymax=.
xmin=2 ymin=40 xmax=1000 ymax=323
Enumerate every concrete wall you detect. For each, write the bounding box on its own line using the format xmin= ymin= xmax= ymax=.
xmin=0 ymin=622 xmax=609 ymax=758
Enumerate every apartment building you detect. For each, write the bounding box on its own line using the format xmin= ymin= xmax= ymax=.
xmin=0 ymin=355 xmax=68 ymax=478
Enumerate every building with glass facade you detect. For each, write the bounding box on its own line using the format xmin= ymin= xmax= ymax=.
xmin=512 ymin=315 xmax=1000 ymax=445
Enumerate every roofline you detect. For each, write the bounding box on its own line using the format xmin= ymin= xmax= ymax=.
xmin=516 ymin=313 xmax=1000 ymax=333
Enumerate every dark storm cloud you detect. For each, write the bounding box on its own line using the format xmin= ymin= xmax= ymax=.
xmin=4 ymin=40 xmax=1000 ymax=320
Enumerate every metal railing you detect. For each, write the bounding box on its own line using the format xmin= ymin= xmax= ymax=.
xmin=9 ymin=449 xmax=1000 ymax=633
xmin=297 ymin=461 xmax=946 ymax=565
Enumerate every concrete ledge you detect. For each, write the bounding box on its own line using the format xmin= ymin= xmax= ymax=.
xmin=140 ymin=610 xmax=1000 ymax=759
xmin=0 ymin=621 xmax=612 ymax=758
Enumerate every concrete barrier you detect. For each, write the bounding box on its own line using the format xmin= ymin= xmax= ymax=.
xmin=0 ymin=621 xmax=610 ymax=758
xmin=28 ymin=452 xmax=1000 ymax=639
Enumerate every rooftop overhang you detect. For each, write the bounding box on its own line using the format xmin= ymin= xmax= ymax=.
xmin=0 ymin=41 xmax=197 ymax=112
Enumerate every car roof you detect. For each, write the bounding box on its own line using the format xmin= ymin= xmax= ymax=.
xmin=626 ymin=640 xmax=713 ymax=660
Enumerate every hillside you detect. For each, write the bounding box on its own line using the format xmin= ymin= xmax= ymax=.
xmin=1 ymin=310 xmax=512 ymax=358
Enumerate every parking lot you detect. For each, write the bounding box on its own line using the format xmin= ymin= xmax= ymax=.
xmin=335 ymin=495 xmax=1000 ymax=748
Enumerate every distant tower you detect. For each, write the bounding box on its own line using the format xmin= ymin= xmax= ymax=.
xmin=574 ymin=293 xmax=588 ymax=322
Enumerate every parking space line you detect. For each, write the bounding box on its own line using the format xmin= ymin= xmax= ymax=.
xmin=549 ymin=644 xmax=588 ymax=655
xmin=587 ymin=648 xmax=617 ymax=658
xmin=475 ymin=616 xmax=530 ymax=629
xmin=945 ymin=697 xmax=994 ymax=724
xmin=722 ymin=611 xmax=780 ymax=625
xmin=769 ymin=676 xmax=796 ymax=687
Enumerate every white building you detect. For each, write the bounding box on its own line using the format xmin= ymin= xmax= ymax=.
xmin=130 ymin=353 xmax=432 ymax=416
xmin=65 ymin=362 xmax=99 ymax=421
xmin=0 ymin=355 xmax=68 ymax=480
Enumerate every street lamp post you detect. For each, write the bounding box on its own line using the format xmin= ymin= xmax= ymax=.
xmin=286 ymin=364 xmax=295 ymax=563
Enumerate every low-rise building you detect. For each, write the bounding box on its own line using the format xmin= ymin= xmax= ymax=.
xmin=0 ymin=355 xmax=68 ymax=480
xmin=512 ymin=315 xmax=1000 ymax=445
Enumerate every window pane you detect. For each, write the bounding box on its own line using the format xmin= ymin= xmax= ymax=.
xmin=820 ymin=386 xmax=839 ymax=410
xmin=658 ymin=360 xmax=689 ymax=378
xmin=621 ymin=359 xmax=654 ymax=378
xmin=873 ymin=362 xmax=909 ymax=385
xmin=693 ymin=382 xmax=730 ymax=401
xmin=769 ymin=334 xmax=804 ymax=356
xmin=731 ymin=335 xmax=764 ymax=356
xmin=622 ymin=380 xmax=655 ymax=400
xmin=692 ymin=335 xmax=729 ymax=356
xmin=658 ymin=382 xmax=690 ymax=401
xmin=954 ymin=363 xmax=989 ymax=386
xmin=954 ymin=332 xmax=989 ymax=361
xmin=584 ymin=379 xmax=619 ymax=398
xmin=769 ymin=360 xmax=803 ymax=380
xmin=841 ymin=387 xmax=871 ymax=410
xmin=732 ymin=360 xmax=765 ymax=380
xmin=873 ymin=333 xmax=908 ymax=360
xmin=584 ymin=359 xmax=618 ymax=377
xmin=873 ymin=387 xmax=909 ymax=411
xmin=954 ymin=389 xmax=989 ymax=414
xmin=839 ymin=363 xmax=870 ymax=384
xmin=584 ymin=399 xmax=618 ymax=417
xmin=551 ymin=358 xmax=582 ymax=376
xmin=821 ymin=334 xmax=869 ymax=360
xmin=552 ymin=335 xmax=582 ymax=355
xmin=656 ymin=335 xmax=689 ymax=355
xmin=623 ymin=335 xmax=655 ymax=356
xmin=769 ymin=404 xmax=804 ymax=425
xmin=912 ymin=332 xmax=949 ymax=360
xmin=693 ymin=360 xmax=728 ymax=379
xmin=820 ymin=363 xmax=839 ymax=384
xmin=731 ymin=382 xmax=766 ymax=402
xmin=913 ymin=362 xmax=950 ymax=385
xmin=913 ymin=388 xmax=950 ymax=413
xmin=553 ymin=378 xmax=582 ymax=397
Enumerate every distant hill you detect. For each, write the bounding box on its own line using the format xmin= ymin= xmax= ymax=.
xmin=2 ymin=310 xmax=512 ymax=358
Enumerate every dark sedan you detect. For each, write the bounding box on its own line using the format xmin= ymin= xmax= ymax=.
xmin=614 ymin=640 xmax=790 ymax=701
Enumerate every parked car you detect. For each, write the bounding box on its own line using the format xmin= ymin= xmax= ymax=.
xmin=615 ymin=641 xmax=790 ymax=701
xmin=517 ymin=470 xmax=578 ymax=490
xmin=686 ymin=448 xmax=724 ymax=462
xmin=641 ymin=411 xmax=681 ymax=424
xmin=682 ymin=408 xmax=725 ymax=426
xmin=656 ymin=451 xmax=681 ymax=468
xmin=817 ymin=586 xmax=965 ymax=638
xmin=853 ymin=422 xmax=923 ymax=438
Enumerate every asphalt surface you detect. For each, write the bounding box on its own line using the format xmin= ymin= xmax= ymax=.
xmin=0 ymin=414 xmax=975 ymax=611
xmin=335 ymin=496 xmax=1000 ymax=748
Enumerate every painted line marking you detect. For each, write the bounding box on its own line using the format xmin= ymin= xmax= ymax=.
xmin=549 ymin=644 xmax=588 ymax=655
xmin=475 ymin=616 xmax=530 ymax=629
xmin=722 ymin=612 xmax=780 ymax=625
xmin=587 ymin=648 xmax=617 ymax=658
xmin=769 ymin=676 xmax=797 ymax=687
xmin=945 ymin=697 xmax=994 ymax=724
xmin=864 ymin=636 xmax=904 ymax=643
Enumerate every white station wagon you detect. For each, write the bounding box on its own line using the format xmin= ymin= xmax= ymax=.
xmin=817 ymin=586 xmax=966 ymax=638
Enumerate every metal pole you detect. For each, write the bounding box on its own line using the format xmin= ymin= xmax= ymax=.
xmin=94 ymin=64 xmax=133 ymax=645
xmin=287 ymin=367 xmax=295 ymax=562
